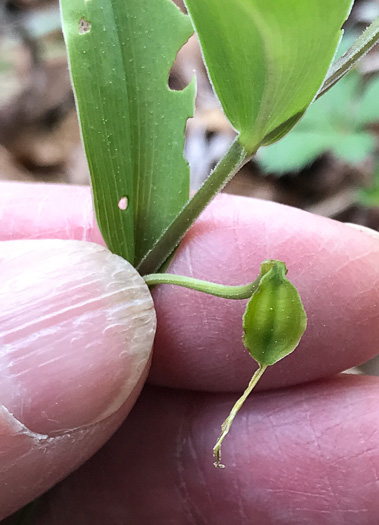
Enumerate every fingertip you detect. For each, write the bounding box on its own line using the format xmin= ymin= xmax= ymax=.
xmin=0 ymin=239 xmax=156 ymax=434
xmin=0 ymin=182 xmax=103 ymax=244
xmin=0 ymin=378 xmax=146 ymax=520
xmin=0 ymin=239 xmax=156 ymax=519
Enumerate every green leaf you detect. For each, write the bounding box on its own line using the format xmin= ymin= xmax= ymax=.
xmin=333 ymin=133 xmax=376 ymax=164
xmin=60 ymin=0 xmax=195 ymax=265
xmin=356 ymin=163 xmax=379 ymax=208
xmin=258 ymin=130 xmax=375 ymax=174
xmin=317 ymin=69 xmax=360 ymax=124
xmin=184 ymin=0 xmax=354 ymax=153
xmin=258 ymin=70 xmax=378 ymax=174
xmin=242 ymin=261 xmax=307 ymax=367
xmin=258 ymin=130 xmax=334 ymax=173
xmin=357 ymin=186 xmax=379 ymax=208
xmin=357 ymin=76 xmax=379 ymax=125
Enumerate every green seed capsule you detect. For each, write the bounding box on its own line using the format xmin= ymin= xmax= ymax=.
xmin=213 ymin=260 xmax=307 ymax=468
xmin=144 ymin=258 xmax=307 ymax=468
xmin=242 ymin=260 xmax=307 ymax=366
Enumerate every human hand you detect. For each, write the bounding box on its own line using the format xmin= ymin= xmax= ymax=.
xmin=1 ymin=182 xmax=379 ymax=524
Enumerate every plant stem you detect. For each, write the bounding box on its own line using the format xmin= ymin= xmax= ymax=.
xmin=137 ymin=138 xmax=251 ymax=275
xmin=213 ymin=364 xmax=268 ymax=469
xmin=317 ymin=16 xmax=379 ymax=99
xmin=135 ymin=20 xmax=379 ymax=276
xmin=144 ymin=272 xmax=260 ymax=299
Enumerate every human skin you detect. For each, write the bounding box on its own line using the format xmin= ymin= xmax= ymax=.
xmin=1 ymin=181 xmax=379 ymax=524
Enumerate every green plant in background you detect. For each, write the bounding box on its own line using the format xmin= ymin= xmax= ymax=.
xmin=258 ymin=69 xmax=379 ymax=174
xmin=357 ymin=162 xmax=379 ymax=207
xmin=59 ymin=0 xmax=379 ymax=468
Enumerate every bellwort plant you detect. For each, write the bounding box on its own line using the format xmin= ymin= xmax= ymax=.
xmin=59 ymin=0 xmax=379 ymax=468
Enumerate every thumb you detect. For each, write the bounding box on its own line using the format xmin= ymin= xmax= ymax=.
xmin=0 ymin=240 xmax=156 ymax=519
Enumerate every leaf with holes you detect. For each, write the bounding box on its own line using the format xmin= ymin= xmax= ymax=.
xmin=184 ymin=0 xmax=354 ymax=153
xmin=60 ymin=0 xmax=195 ymax=265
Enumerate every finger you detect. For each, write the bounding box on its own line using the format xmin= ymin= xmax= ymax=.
xmin=0 ymin=240 xmax=155 ymax=520
xmin=149 ymin=194 xmax=379 ymax=391
xmin=31 ymin=376 xmax=379 ymax=525
xmin=2 ymin=182 xmax=379 ymax=391
xmin=0 ymin=182 xmax=103 ymax=244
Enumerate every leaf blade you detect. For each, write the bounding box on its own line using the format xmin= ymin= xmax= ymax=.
xmin=60 ymin=0 xmax=195 ymax=265
xmin=184 ymin=0 xmax=354 ymax=152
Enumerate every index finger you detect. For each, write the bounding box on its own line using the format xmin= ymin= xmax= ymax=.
xmin=0 ymin=181 xmax=103 ymax=245
xmin=1 ymin=181 xmax=379 ymax=392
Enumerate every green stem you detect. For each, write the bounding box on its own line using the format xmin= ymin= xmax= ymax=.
xmin=135 ymin=20 xmax=379 ymax=277
xmin=144 ymin=273 xmax=259 ymax=300
xmin=317 ymin=16 xmax=379 ymax=99
xmin=213 ymin=364 xmax=268 ymax=469
xmin=137 ymin=138 xmax=251 ymax=275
